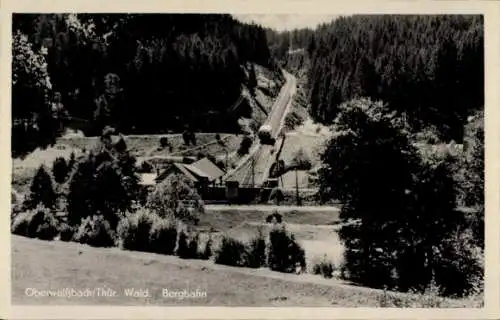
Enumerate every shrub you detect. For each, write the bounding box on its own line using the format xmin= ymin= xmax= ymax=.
xmin=58 ymin=223 xmax=75 ymax=242
xmin=291 ymin=148 xmax=312 ymax=171
xmin=149 ymin=218 xmax=178 ymax=255
xmin=200 ymin=235 xmax=213 ymax=260
xmin=244 ymin=229 xmax=267 ymax=268
xmin=160 ymin=137 xmax=169 ymax=149
xmin=37 ymin=215 xmax=59 ymax=240
xmin=258 ymin=129 xmax=276 ymax=145
xmin=183 ymin=131 xmax=196 ymax=146
xmin=190 ymin=132 xmax=197 ymax=146
xmin=12 ymin=211 xmax=34 ymax=237
xmin=377 ymin=279 xmax=444 ymax=308
xmin=11 ymin=189 xmax=22 ymax=218
xmin=312 ymin=256 xmax=335 ymax=279
xmin=265 ymin=212 xmax=283 ymax=224
xmin=187 ymin=233 xmax=200 ymax=259
xmin=413 ymin=126 xmax=441 ymax=144
xmin=68 ymin=151 xmax=76 ymax=170
xmin=25 ymin=165 xmax=56 ymax=209
xmin=182 ymin=131 xmax=190 ymax=146
xmin=138 ymin=161 xmax=154 ymax=173
xmin=11 ymin=205 xmax=58 ymax=240
xmin=176 ymin=229 xmax=191 ymax=259
xmin=146 ymin=174 xmax=205 ymax=224
xmin=74 ymin=215 xmax=115 ymax=247
xmin=237 ymin=135 xmax=253 ymax=156
xmin=433 ymin=228 xmax=484 ymax=297
xmin=52 ymin=156 xmax=69 ymax=184
xmin=117 ymin=209 xmax=156 ymax=252
xmin=214 ymin=235 xmax=247 ymax=267
xmin=114 ymin=136 xmax=128 ymax=153
xmin=267 ymin=225 xmax=306 ymax=273
xmin=284 ymin=111 xmax=304 ymax=130
xmin=67 ymin=141 xmax=140 ymax=230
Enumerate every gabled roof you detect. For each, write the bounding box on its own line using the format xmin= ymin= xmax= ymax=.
xmin=190 ymin=157 xmax=224 ymax=181
xmin=184 ymin=163 xmax=211 ymax=179
xmin=172 ymin=162 xmax=199 ymax=182
xmin=155 ymin=157 xmax=224 ymax=184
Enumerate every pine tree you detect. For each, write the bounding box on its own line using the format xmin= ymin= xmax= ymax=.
xmin=67 ymin=131 xmax=139 ymax=228
xmin=26 ymin=165 xmax=56 ymax=209
xmin=52 ymin=156 xmax=69 ymax=184
xmin=248 ymin=64 xmax=258 ymax=95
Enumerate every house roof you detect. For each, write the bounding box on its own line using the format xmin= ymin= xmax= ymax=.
xmin=190 ymin=157 xmax=224 ymax=181
xmin=155 ymin=157 xmax=224 ymax=184
xmin=172 ymin=162 xmax=199 ymax=182
xmin=184 ymin=163 xmax=211 ymax=179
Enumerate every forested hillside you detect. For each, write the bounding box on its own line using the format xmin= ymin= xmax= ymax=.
xmin=306 ymin=15 xmax=483 ymax=142
xmin=12 ymin=14 xmax=277 ymax=157
xmin=266 ymin=27 xmax=313 ymax=75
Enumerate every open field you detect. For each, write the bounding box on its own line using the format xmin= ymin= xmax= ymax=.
xmin=279 ymin=170 xmax=310 ymax=189
xmin=200 ymin=206 xmax=343 ymax=267
xmin=55 ymin=133 xmax=240 ymax=158
xmin=279 ymin=132 xmax=326 ymax=167
xmin=201 ymin=206 xmax=340 ymax=230
xmin=12 ymin=236 xmax=480 ymax=307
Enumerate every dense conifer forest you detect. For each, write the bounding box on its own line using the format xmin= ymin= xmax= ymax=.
xmin=309 ymin=15 xmax=484 ymax=142
xmin=268 ymin=15 xmax=483 ymax=143
xmin=12 ymin=14 xmax=275 ymax=157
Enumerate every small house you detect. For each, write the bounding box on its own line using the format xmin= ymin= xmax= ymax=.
xmin=155 ymin=157 xmax=225 ymax=195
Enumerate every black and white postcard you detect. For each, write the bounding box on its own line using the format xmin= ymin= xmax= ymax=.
xmin=2 ymin=0 xmax=499 ymax=319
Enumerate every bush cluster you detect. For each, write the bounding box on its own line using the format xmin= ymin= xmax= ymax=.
xmin=214 ymin=236 xmax=247 ymax=267
xmin=245 ymin=229 xmax=267 ymax=268
xmin=237 ymin=135 xmax=253 ymax=156
xmin=176 ymin=229 xmax=201 ymax=259
xmin=146 ymin=174 xmax=205 ymax=224
xmin=74 ymin=215 xmax=116 ymax=247
xmin=268 ymin=225 xmax=306 ymax=273
xmin=312 ymin=257 xmax=335 ymax=279
xmin=283 ymin=111 xmax=304 ymax=131
xmin=215 ymin=225 xmax=305 ymax=273
xmin=12 ymin=205 xmax=59 ymax=240
xmin=117 ymin=209 xmax=178 ymax=255
xmin=265 ymin=212 xmax=283 ymax=224
xmin=58 ymin=223 xmax=75 ymax=242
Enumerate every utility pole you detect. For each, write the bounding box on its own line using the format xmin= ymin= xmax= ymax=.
xmin=224 ymin=148 xmax=229 ymax=173
xmin=295 ymin=168 xmax=300 ymax=206
xmin=251 ymin=157 xmax=255 ymax=188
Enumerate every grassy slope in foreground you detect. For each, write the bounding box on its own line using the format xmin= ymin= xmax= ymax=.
xmin=12 ymin=236 xmax=480 ymax=307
